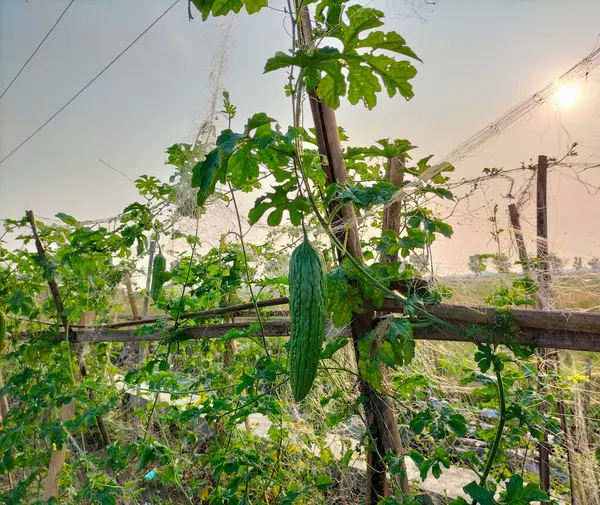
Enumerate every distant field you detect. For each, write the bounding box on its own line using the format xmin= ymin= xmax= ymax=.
xmin=443 ymin=271 xmax=600 ymax=312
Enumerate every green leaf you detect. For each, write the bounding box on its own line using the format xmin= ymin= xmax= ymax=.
xmin=316 ymin=63 xmax=346 ymax=109
xmin=267 ymin=207 xmax=284 ymax=226
xmin=347 ymin=59 xmax=381 ymax=109
xmin=55 ymin=213 xmax=78 ymax=226
xmin=356 ymin=31 xmax=421 ymax=61
xmin=409 ymin=410 xmax=433 ymax=435
xmin=357 ymin=338 xmax=383 ymax=390
xmin=192 ymin=149 xmax=221 ymax=207
xmin=264 ymin=47 xmax=342 ymax=73
xmin=190 ymin=0 xmax=215 ymax=20
xmin=335 ymin=181 xmax=400 ymax=209
xmin=447 ymin=414 xmax=468 ymax=438
xmin=211 ymin=0 xmax=243 ymax=16
xmin=464 ymin=482 xmax=496 ymax=505
xmin=192 ymin=130 xmax=244 ymax=206
xmin=228 ymin=146 xmax=259 ymax=187
xmin=346 ymin=138 xmax=415 ymax=160
xmin=248 ymin=186 xmax=311 ymax=226
xmin=360 ymin=53 xmax=416 ymax=101
xmin=321 ymin=337 xmax=349 ymax=359
xmin=500 ymin=475 xmax=548 ymax=504
xmin=245 ymin=112 xmax=276 ymax=134
xmin=244 ymin=0 xmax=267 ymax=14
xmin=336 ymin=5 xmax=384 ymax=49
xmin=315 ymin=474 xmax=335 ymax=490
xmin=264 ymin=5 xmax=418 ymax=109
xmin=326 ymin=267 xmax=362 ymax=327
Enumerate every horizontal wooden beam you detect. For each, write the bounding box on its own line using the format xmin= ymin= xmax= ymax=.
xmin=74 ymin=297 xmax=290 ymax=330
xmin=78 ymin=321 xmax=291 ymax=343
xmin=76 ymin=310 xmax=600 ymax=351
xmin=380 ymin=300 xmax=600 ymax=335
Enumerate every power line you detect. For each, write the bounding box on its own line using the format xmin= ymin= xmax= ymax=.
xmin=0 ymin=0 xmax=76 ymax=101
xmin=0 ymin=0 xmax=181 ymax=167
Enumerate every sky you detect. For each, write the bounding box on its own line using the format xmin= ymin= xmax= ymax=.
xmin=1 ymin=0 xmax=600 ymax=274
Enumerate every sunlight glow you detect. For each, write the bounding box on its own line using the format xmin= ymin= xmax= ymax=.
xmin=554 ymin=83 xmax=580 ymax=108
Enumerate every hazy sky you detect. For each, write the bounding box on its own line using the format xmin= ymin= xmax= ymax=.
xmin=1 ymin=0 xmax=599 ymax=273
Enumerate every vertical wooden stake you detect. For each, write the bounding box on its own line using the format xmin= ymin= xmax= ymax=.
xmin=535 ymin=160 xmax=577 ymax=503
xmin=508 ymin=204 xmax=531 ymax=276
xmin=536 ymin=157 xmax=552 ymax=310
xmin=535 ymin=157 xmax=552 ymax=493
xmin=124 ymin=273 xmax=140 ymax=320
xmin=381 ymin=157 xmax=405 ymax=265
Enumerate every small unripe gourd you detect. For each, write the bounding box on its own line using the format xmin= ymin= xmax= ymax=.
xmin=288 ymin=236 xmax=327 ymax=402
xmin=150 ymin=254 xmax=167 ymax=300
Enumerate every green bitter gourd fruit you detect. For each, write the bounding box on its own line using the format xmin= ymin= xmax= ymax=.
xmin=150 ymin=254 xmax=167 ymax=300
xmin=288 ymin=236 xmax=327 ymax=402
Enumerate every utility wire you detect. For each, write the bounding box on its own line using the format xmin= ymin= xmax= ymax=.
xmin=0 ymin=0 xmax=76 ymax=101
xmin=0 ymin=0 xmax=181 ymax=167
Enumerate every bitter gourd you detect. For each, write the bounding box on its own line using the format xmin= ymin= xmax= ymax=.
xmin=150 ymin=254 xmax=167 ymax=300
xmin=288 ymin=236 xmax=327 ymax=402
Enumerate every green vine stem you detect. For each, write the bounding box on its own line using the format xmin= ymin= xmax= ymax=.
xmin=477 ymin=367 xmax=507 ymax=494
xmin=227 ymin=182 xmax=271 ymax=360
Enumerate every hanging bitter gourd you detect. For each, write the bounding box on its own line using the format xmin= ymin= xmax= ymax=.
xmin=288 ymin=235 xmax=327 ymax=402
xmin=150 ymin=254 xmax=167 ymax=300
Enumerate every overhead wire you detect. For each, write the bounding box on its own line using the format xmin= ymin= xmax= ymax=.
xmin=0 ymin=0 xmax=182 ymax=167
xmin=0 ymin=0 xmax=76 ymax=101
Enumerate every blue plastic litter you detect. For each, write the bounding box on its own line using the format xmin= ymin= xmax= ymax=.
xmin=145 ymin=468 xmax=158 ymax=480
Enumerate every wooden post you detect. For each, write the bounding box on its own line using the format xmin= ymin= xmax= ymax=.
xmin=123 ymin=273 xmax=140 ymax=320
xmin=26 ymin=211 xmax=110 ymax=500
xmin=298 ymin=9 xmax=408 ymax=501
xmin=535 ymin=157 xmax=552 ymax=493
xmin=508 ymin=202 xmax=550 ymax=488
xmin=535 ymin=160 xmax=577 ymax=503
xmin=536 ymin=156 xmax=552 ymax=309
xmin=379 ymin=155 xmax=410 ymax=492
xmin=381 ymin=157 xmax=405 ymax=264
xmin=121 ymin=272 xmax=143 ymax=369
xmin=508 ymin=204 xmax=531 ymax=276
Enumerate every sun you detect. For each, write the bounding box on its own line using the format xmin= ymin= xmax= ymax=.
xmin=553 ymin=83 xmax=580 ymax=108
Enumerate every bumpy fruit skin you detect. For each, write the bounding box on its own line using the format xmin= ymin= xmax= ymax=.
xmin=288 ymin=237 xmax=327 ymax=402
xmin=0 ymin=312 xmax=6 ymax=354
xmin=150 ymin=254 xmax=167 ymax=301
